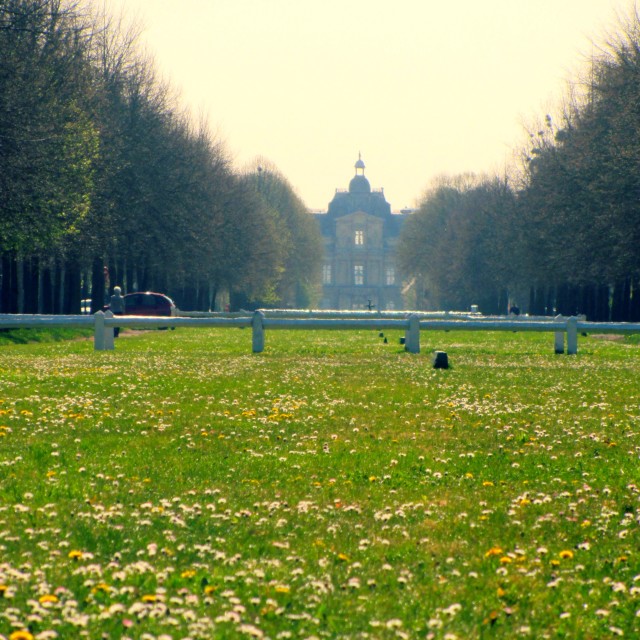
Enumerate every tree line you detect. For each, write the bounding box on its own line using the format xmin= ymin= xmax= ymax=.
xmin=398 ymin=10 xmax=640 ymax=321
xmin=0 ymin=0 xmax=322 ymax=314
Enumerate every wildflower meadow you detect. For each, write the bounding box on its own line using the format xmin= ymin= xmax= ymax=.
xmin=0 ymin=327 xmax=639 ymax=639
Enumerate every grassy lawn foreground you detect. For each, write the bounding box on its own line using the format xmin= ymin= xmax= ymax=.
xmin=0 ymin=328 xmax=639 ymax=639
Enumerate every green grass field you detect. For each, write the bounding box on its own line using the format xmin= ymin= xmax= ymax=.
xmin=0 ymin=327 xmax=639 ymax=639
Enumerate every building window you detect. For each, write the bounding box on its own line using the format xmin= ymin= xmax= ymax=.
xmin=386 ymin=266 xmax=395 ymax=286
xmin=354 ymin=230 xmax=364 ymax=246
xmin=322 ymin=264 xmax=332 ymax=285
xmin=354 ymin=264 xmax=364 ymax=286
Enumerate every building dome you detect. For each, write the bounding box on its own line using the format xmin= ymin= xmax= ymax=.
xmin=348 ymin=174 xmax=371 ymax=194
xmin=349 ymin=154 xmax=370 ymax=193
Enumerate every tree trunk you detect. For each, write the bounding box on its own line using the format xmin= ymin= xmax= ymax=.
xmin=58 ymin=266 xmax=66 ymax=314
xmin=498 ymin=288 xmax=508 ymax=315
xmin=630 ymin=278 xmax=640 ymax=322
xmin=545 ymin=286 xmax=556 ymax=316
xmin=26 ymin=257 xmax=39 ymax=313
xmin=1 ymin=255 xmax=19 ymax=313
xmin=42 ymin=262 xmax=54 ymax=314
xmin=597 ymin=284 xmax=610 ymax=322
xmin=65 ymin=261 xmax=82 ymax=314
xmin=528 ymin=286 xmax=535 ymax=315
xmin=16 ymin=255 xmax=25 ymax=314
xmin=209 ymin=281 xmax=217 ymax=312
xmin=90 ymin=256 xmax=105 ymax=313
xmin=38 ymin=259 xmax=45 ymax=314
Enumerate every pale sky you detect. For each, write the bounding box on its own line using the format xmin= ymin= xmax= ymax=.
xmin=101 ymin=0 xmax=633 ymax=211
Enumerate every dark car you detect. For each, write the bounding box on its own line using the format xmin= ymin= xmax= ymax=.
xmin=122 ymin=292 xmax=176 ymax=316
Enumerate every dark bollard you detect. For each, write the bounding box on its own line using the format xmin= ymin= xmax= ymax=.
xmin=399 ymin=337 xmax=405 ymax=345
xmin=432 ymin=351 xmax=449 ymax=369
xmin=379 ymin=332 xmax=384 ymax=338
xmin=383 ymin=337 xmax=388 ymax=344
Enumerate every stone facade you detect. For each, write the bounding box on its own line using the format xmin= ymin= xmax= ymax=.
xmin=314 ymin=157 xmax=409 ymax=310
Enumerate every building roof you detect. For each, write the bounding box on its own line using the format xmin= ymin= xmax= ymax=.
xmin=313 ymin=156 xmax=411 ymax=237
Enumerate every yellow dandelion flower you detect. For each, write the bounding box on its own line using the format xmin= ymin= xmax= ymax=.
xmin=559 ymin=550 xmax=574 ymax=559
xmin=499 ymin=556 xmax=512 ymax=564
xmin=204 ymin=585 xmax=217 ymax=595
xmin=497 ymin=587 xmax=506 ymax=598
xmin=275 ymin=586 xmax=290 ymax=593
xmin=68 ymin=550 xmax=83 ymax=560
xmin=484 ymin=547 xmax=503 ymax=558
xmin=550 ymin=559 xmax=561 ymax=567
xmin=141 ymin=594 xmax=157 ymax=603
xmin=337 ymin=553 xmax=349 ymax=562
xmin=10 ymin=631 xmax=34 ymax=640
xmin=39 ymin=594 xmax=58 ymax=604
xmin=482 ymin=481 xmax=494 ymax=487
xmin=181 ymin=570 xmax=196 ymax=579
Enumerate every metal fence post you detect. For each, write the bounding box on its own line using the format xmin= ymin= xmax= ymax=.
xmin=405 ymin=314 xmax=420 ymax=354
xmin=252 ymin=310 xmax=265 ymax=353
xmin=566 ymin=316 xmax=578 ymax=355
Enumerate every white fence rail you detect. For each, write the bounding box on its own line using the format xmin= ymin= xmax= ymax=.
xmin=2 ymin=311 xmax=639 ymax=355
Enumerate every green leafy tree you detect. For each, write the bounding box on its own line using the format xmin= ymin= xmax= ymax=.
xmin=238 ymin=159 xmax=323 ymax=308
xmin=398 ymin=174 xmax=517 ymax=312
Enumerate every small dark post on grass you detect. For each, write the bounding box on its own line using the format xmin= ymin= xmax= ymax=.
xmin=432 ymin=350 xmax=449 ymax=369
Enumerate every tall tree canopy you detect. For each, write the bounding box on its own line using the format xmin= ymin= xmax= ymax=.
xmin=399 ymin=8 xmax=640 ymax=320
xmin=398 ymin=174 xmax=517 ymax=313
xmin=0 ymin=0 xmax=320 ymax=314
xmin=237 ymin=159 xmax=323 ymax=309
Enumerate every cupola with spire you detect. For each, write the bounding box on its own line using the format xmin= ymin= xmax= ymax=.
xmin=349 ymin=153 xmax=371 ymax=194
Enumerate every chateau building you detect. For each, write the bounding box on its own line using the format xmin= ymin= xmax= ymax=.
xmin=314 ymin=157 xmax=410 ymax=310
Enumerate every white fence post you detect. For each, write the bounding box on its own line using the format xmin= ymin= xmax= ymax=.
xmin=566 ymin=316 xmax=578 ymax=355
xmin=252 ymin=310 xmax=265 ymax=353
xmin=104 ymin=310 xmax=115 ymax=350
xmin=554 ymin=315 xmax=564 ymax=354
xmin=94 ymin=311 xmax=105 ymax=351
xmin=405 ymin=314 xmax=420 ymax=354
